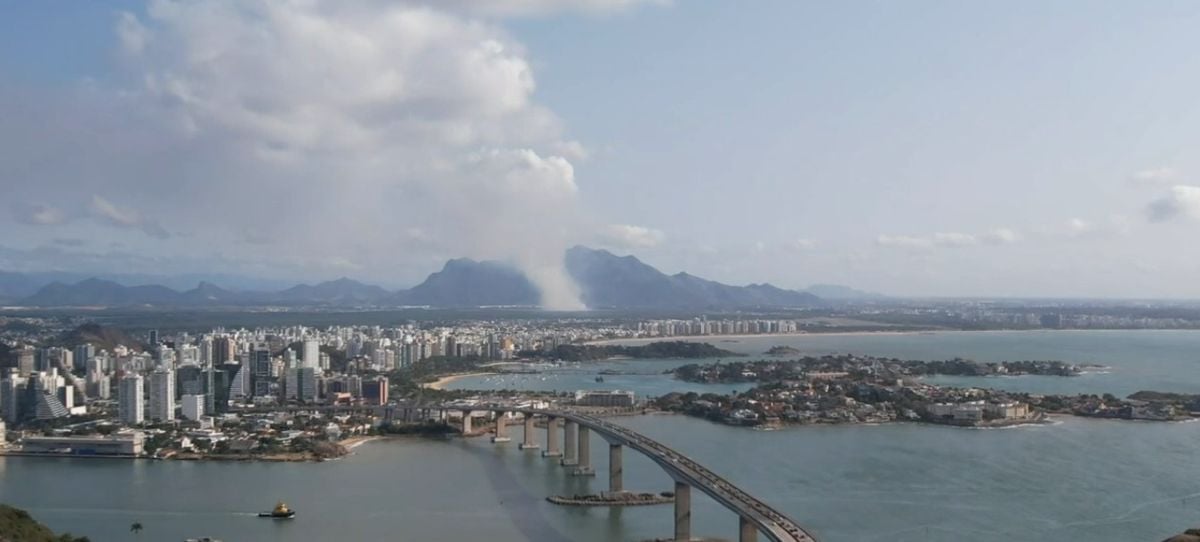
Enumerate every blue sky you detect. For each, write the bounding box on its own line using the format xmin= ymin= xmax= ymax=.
xmin=3 ymin=1 xmax=1200 ymax=299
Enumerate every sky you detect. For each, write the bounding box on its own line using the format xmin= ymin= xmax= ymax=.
xmin=4 ymin=0 xmax=1200 ymax=301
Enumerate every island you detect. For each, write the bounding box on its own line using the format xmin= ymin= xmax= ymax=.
xmin=765 ymin=346 xmax=802 ymax=356
xmin=525 ymin=341 xmax=741 ymax=362
xmin=656 ymin=356 xmax=1194 ymax=428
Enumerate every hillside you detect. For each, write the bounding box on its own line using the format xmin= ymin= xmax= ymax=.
xmin=564 ymin=246 xmax=822 ymax=309
xmin=58 ymin=323 xmax=145 ymax=353
xmin=0 ymin=504 xmax=89 ymax=542
xmin=12 ymin=246 xmax=827 ymax=310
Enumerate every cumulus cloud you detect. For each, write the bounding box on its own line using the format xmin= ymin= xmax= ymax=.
xmin=1 ymin=0 xmax=618 ymax=308
xmin=12 ymin=203 xmax=67 ymax=226
xmin=599 ymin=224 xmax=666 ymax=249
xmin=1130 ymin=167 xmax=1180 ymax=186
xmin=89 ymin=195 xmax=170 ymax=239
xmin=1146 ymin=185 xmax=1200 ymax=222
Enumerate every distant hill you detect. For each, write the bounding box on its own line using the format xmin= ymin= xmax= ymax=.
xmin=22 ymin=278 xmax=182 ymax=307
xmin=803 ymin=284 xmax=887 ymax=300
xmin=0 ymin=504 xmax=90 ymax=542
xmin=12 ymin=246 xmax=830 ymax=309
xmin=272 ymin=278 xmax=391 ymax=305
xmin=394 ymin=258 xmax=540 ymax=307
xmin=565 ymin=246 xmax=822 ymax=309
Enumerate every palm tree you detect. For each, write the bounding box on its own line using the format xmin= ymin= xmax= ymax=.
xmin=129 ymin=522 xmax=143 ymax=536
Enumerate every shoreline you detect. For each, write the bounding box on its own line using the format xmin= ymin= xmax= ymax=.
xmin=423 ymin=372 xmax=498 ymax=390
xmin=585 ymin=328 xmax=1200 ymax=346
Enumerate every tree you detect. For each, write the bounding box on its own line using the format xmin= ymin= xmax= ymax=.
xmin=129 ymin=522 xmax=143 ymax=536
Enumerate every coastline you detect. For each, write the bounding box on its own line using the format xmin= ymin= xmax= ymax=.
xmin=585 ymin=328 xmax=1200 ymax=346
xmin=423 ymin=372 xmax=498 ymax=390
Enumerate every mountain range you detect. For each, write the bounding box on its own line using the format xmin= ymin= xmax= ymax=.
xmin=2 ymin=246 xmax=874 ymax=309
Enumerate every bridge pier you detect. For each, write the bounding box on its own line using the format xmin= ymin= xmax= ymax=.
xmin=460 ymin=410 xmax=472 ymax=435
xmin=674 ymin=481 xmax=691 ymax=541
xmin=572 ymin=425 xmax=595 ymax=476
xmin=541 ymin=416 xmax=562 ymax=457
xmin=560 ymin=420 xmax=578 ymax=466
xmin=739 ymin=516 xmax=758 ymax=542
xmin=519 ymin=414 xmax=539 ymax=450
xmin=607 ymin=443 xmax=623 ymax=493
xmin=491 ymin=411 xmax=510 ymax=443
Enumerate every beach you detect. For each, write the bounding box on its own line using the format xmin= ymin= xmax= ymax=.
xmin=423 ymin=372 xmax=498 ymax=390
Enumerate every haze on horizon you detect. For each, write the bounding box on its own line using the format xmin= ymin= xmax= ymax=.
xmin=4 ymin=1 xmax=1200 ymax=302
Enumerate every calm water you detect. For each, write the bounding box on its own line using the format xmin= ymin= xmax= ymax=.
xmin=6 ymin=330 xmax=1200 ymax=541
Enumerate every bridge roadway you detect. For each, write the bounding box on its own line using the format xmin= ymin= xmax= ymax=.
xmin=480 ymin=406 xmax=818 ymax=542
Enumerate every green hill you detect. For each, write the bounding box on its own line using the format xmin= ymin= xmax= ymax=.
xmin=0 ymin=505 xmax=89 ymax=542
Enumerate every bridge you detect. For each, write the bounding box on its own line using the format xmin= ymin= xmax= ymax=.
xmin=427 ymin=403 xmax=819 ymax=542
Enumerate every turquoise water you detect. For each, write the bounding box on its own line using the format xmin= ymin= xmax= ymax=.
xmin=6 ymin=330 xmax=1200 ymax=541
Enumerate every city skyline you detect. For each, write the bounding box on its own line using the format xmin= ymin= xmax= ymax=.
xmin=5 ymin=1 xmax=1200 ymax=300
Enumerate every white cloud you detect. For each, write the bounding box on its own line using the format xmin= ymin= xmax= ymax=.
xmin=876 ymin=235 xmax=934 ymax=250
xmin=89 ymin=195 xmax=170 ymax=239
xmin=12 ymin=203 xmax=67 ymax=226
xmin=791 ymin=238 xmax=817 ymax=250
xmin=981 ymin=228 xmax=1020 ymax=245
xmin=1130 ymin=166 xmax=1180 ymax=186
xmin=878 ymin=228 xmax=1020 ymax=250
xmin=0 ymin=0 xmax=598 ymax=307
xmin=931 ymin=232 xmax=978 ymax=247
xmin=1064 ymin=215 xmax=1133 ymax=238
xmin=1146 ymin=185 xmax=1200 ymax=222
xmin=599 ymin=224 xmax=666 ymax=249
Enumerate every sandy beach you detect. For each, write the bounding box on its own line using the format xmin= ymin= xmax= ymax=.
xmin=423 ymin=372 xmax=498 ymax=390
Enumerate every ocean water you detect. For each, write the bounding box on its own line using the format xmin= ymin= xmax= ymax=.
xmin=6 ymin=330 xmax=1200 ymax=541
xmin=453 ymin=329 xmax=1200 ymax=397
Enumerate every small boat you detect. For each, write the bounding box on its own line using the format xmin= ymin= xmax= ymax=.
xmin=594 ymin=376 xmax=604 ymax=383
xmin=258 ymin=501 xmax=296 ymax=519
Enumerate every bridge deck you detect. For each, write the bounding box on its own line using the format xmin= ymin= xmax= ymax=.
xmin=511 ymin=407 xmax=818 ymax=542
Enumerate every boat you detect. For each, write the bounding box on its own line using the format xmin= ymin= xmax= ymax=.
xmin=594 ymin=376 xmax=604 ymax=382
xmin=258 ymin=501 xmax=296 ymax=519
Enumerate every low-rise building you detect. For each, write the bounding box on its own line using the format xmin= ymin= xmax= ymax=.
xmin=21 ymin=432 xmax=144 ymax=456
xmin=574 ymin=390 xmax=636 ymax=407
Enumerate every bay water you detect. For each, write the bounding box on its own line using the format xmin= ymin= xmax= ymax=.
xmin=5 ymin=330 xmax=1200 ymax=541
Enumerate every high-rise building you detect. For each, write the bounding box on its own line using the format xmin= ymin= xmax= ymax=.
xmin=177 ymin=365 xmax=204 ymax=397
xmin=227 ymin=362 xmax=250 ymax=400
xmin=16 ymin=347 xmax=35 ymax=377
xmin=251 ymin=348 xmax=274 ymax=397
xmin=148 ymin=369 xmax=175 ymax=422
xmin=148 ymin=329 xmax=159 ymax=346
xmin=180 ymin=394 xmax=205 ymax=421
xmin=1 ymin=369 xmax=26 ymax=424
xmin=362 ymin=376 xmax=388 ymax=406
xmin=303 ymin=340 xmax=320 ymax=371
xmin=119 ymin=374 xmax=144 ymax=425
xmin=73 ymin=344 xmax=94 ymax=373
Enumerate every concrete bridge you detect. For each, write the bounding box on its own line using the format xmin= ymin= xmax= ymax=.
xmin=437 ymin=403 xmax=819 ymax=542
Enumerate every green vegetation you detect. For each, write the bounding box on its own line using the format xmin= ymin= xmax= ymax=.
xmin=765 ymin=345 xmax=801 ymax=356
xmin=48 ymin=323 xmax=145 ymax=353
xmin=377 ymin=420 xmax=457 ymax=436
xmin=529 ymin=341 xmax=741 ymax=362
xmin=0 ymin=504 xmax=90 ymax=542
